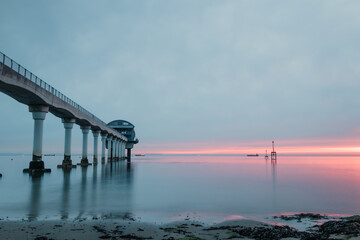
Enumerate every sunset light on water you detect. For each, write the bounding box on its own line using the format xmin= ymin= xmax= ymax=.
xmin=136 ymin=137 xmax=360 ymax=156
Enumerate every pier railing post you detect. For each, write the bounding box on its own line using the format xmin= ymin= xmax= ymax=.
xmin=24 ymin=105 xmax=51 ymax=174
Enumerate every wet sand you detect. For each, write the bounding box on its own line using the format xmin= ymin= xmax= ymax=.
xmin=0 ymin=219 xmax=260 ymax=240
xmin=1 ymin=217 xmax=360 ymax=240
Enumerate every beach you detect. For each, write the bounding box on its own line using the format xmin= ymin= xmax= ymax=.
xmin=1 ymin=214 xmax=360 ymax=240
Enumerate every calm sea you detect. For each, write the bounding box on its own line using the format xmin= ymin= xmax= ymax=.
xmin=0 ymin=155 xmax=360 ymax=223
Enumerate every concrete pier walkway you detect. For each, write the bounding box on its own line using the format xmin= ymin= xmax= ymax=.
xmin=0 ymin=51 xmax=136 ymax=174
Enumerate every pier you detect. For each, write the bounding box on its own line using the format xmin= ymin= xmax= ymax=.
xmin=0 ymin=51 xmax=138 ymax=174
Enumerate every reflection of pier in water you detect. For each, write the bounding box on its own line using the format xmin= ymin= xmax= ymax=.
xmin=99 ymin=161 xmax=134 ymax=217
xmin=28 ymin=176 xmax=42 ymax=221
xmin=77 ymin=166 xmax=88 ymax=219
xmin=61 ymin=169 xmax=71 ymax=219
xmin=27 ymin=161 xmax=134 ymax=220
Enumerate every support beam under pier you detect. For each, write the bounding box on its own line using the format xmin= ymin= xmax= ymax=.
xmin=107 ymin=136 xmax=113 ymax=162
xmin=121 ymin=142 xmax=125 ymax=160
xmin=92 ymin=130 xmax=100 ymax=164
xmin=111 ymin=138 xmax=116 ymax=161
xmin=58 ymin=118 xmax=77 ymax=169
xmin=101 ymin=133 xmax=107 ymax=163
xmin=24 ymin=105 xmax=51 ymax=174
xmin=117 ymin=141 xmax=120 ymax=161
xmin=127 ymin=148 xmax=131 ymax=163
xmin=78 ymin=125 xmax=92 ymax=166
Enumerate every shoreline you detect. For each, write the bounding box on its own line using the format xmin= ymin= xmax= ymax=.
xmin=1 ymin=214 xmax=360 ymax=240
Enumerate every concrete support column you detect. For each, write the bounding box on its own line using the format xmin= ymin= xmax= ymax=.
xmin=107 ymin=136 xmax=113 ymax=161
xmin=117 ymin=140 xmax=121 ymax=160
xmin=114 ymin=139 xmax=118 ymax=161
xmin=122 ymin=142 xmax=126 ymax=159
xmin=123 ymin=142 xmax=126 ymax=159
xmin=120 ymin=141 xmax=123 ymax=159
xmin=111 ymin=138 xmax=116 ymax=161
xmin=119 ymin=141 xmax=122 ymax=159
xmin=117 ymin=141 xmax=120 ymax=160
xmin=122 ymin=142 xmax=124 ymax=158
xmin=127 ymin=148 xmax=131 ymax=163
xmin=59 ymin=118 xmax=76 ymax=168
xmin=80 ymin=126 xmax=91 ymax=166
xmin=92 ymin=130 xmax=100 ymax=164
xmin=121 ymin=142 xmax=124 ymax=159
xmin=24 ymin=105 xmax=51 ymax=173
xmin=101 ymin=133 xmax=107 ymax=163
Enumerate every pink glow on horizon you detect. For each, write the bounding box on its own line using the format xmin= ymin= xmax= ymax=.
xmin=135 ymin=137 xmax=360 ymax=155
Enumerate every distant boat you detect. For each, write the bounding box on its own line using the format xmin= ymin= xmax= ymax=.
xmin=247 ymin=154 xmax=259 ymax=157
xmin=135 ymin=154 xmax=145 ymax=156
xmin=44 ymin=154 xmax=55 ymax=156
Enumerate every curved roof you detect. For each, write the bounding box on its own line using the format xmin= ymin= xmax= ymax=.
xmin=107 ymin=120 xmax=138 ymax=144
xmin=108 ymin=120 xmax=134 ymax=128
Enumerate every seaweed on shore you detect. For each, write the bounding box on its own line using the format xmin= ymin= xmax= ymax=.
xmin=93 ymin=225 xmax=153 ymax=240
xmin=317 ymin=217 xmax=360 ymax=236
xmin=273 ymin=213 xmax=328 ymax=221
xmin=203 ymin=217 xmax=360 ymax=240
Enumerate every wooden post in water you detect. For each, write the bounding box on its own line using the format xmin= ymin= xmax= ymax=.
xmin=265 ymin=150 xmax=269 ymax=160
xmin=271 ymin=141 xmax=277 ymax=161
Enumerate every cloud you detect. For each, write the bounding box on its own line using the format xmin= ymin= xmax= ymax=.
xmin=0 ymin=0 xmax=360 ymax=153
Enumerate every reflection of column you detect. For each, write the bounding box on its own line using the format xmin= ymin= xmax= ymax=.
xmin=271 ymin=160 xmax=277 ymax=186
xmin=60 ymin=170 xmax=71 ymax=219
xmin=78 ymin=166 xmax=88 ymax=218
xmin=271 ymin=160 xmax=277 ymax=211
xmin=91 ymin=162 xmax=98 ymax=215
xmin=24 ymin=105 xmax=50 ymax=173
xmin=28 ymin=176 xmax=42 ymax=221
xmin=80 ymin=126 xmax=91 ymax=166
xmin=92 ymin=130 xmax=100 ymax=164
xmin=107 ymin=136 xmax=113 ymax=162
xmin=99 ymin=159 xmax=135 ymax=211
xmin=101 ymin=133 xmax=107 ymax=163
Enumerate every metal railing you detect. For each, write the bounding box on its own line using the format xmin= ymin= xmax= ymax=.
xmin=0 ymin=51 xmax=108 ymax=128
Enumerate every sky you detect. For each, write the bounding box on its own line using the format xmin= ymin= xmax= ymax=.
xmin=0 ymin=0 xmax=360 ymax=155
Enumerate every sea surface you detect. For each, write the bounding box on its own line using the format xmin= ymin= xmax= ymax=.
xmin=0 ymin=155 xmax=360 ymax=223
